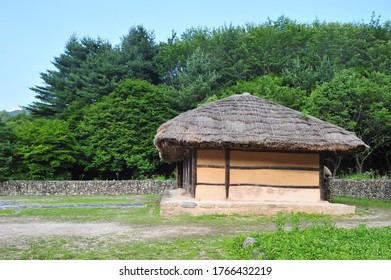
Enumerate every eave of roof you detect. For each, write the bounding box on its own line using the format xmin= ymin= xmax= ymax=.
xmin=154 ymin=93 xmax=369 ymax=163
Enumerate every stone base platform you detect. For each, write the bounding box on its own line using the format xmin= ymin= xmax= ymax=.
xmin=160 ymin=189 xmax=355 ymax=217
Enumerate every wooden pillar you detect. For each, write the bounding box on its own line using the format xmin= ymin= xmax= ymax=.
xmin=319 ymin=153 xmax=325 ymax=201
xmin=191 ymin=149 xmax=197 ymax=198
xmin=225 ymin=148 xmax=230 ymax=199
xmin=176 ymin=161 xmax=183 ymax=188
xmin=183 ymin=155 xmax=189 ymax=193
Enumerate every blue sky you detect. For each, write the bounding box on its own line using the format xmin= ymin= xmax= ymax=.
xmin=1 ymin=0 xmax=390 ymax=111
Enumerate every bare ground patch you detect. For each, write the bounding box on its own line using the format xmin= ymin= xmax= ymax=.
xmin=0 ymin=207 xmax=390 ymax=247
xmin=0 ymin=218 xmax=271 ymax=247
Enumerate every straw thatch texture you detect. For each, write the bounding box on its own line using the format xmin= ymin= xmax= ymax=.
xmin=154 ymin=93 xmax=368 ymax=163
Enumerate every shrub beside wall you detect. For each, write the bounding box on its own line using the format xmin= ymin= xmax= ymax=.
xmin=332 ymin=179 xmax=391 ymax=201
xmin=0 ymin=180 xmax=176 ymax=196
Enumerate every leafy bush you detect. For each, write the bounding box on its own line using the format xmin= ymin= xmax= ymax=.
xmin=337 ymin=169 xmax=390 ymax=180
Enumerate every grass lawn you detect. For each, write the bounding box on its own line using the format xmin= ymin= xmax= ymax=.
xmin=230 ymin=223 xmax=391 ymax=260
xmin=0 ymin=194 xmax=163 ymax=223
xmin=333 ymin=196 xmax=391 ymax=209
xmin=0 ymin=195 xmax=390 ymax=260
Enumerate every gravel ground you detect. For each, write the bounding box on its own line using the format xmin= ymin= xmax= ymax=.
xmin=0 ymin=207 xmax=390 ymax=246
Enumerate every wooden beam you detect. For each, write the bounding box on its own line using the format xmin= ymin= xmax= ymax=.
xmin=176 ymin=161 xmax=183 ymax=188
xmin=319 ymin=153 xmax=325 ymax=201
xmin=230 ymin=183 xmax=319 ymax=189
xmin=196 ymin=164 xmax=320 ymax=171
xmin=225 ymin=148 xmax=230 ymax=199
xmin=196 ymin=164 xmax=225 ymax=169
xmin=196 ymin=183 xmax=319 ymax=189
xmin=229 ymin=148 xmax=320 ymax=154
xmin=191 ymin=149 xmax=197 ymax=198
xmin=230 ymin=166 xmax=320 ymax=171
xmin=183 ymin=157 xmax=187 ymax=190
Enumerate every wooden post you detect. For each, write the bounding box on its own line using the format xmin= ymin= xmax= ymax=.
xmin=225 ymin=148 xmax=230 ymax=199
xmin=191 ymin=149 xmax=197 ymax=198
xmin=176 ymin=161 xmax=183 ymax=188
xmin=319 ymin=153 xmax=325 ymax=201
xmin=183 ymin=155 xmax=189 ymax=193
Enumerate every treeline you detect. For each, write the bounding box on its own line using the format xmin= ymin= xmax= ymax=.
xmin=1 ymin=15 xmax=391 ymax=181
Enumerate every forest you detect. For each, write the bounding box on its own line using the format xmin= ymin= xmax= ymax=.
xmin=1 ymin=15 xmax=390 ymax=181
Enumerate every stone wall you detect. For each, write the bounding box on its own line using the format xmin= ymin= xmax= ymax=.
xmin=332 ymin=179 xmax=391 ymax=201
xmin=0 ymin=180 xmax=176 ymax=196
xmin=1 ymin=179 xmax=390 ymax=201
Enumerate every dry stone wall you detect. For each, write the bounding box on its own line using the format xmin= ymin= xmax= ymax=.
xmin=332 ymin=179 xmax=391 ymax=201
xmin=0 ymin=180 xmax=176 ymax=196
xmin=1 ymin=179 xmax=390 ymax=201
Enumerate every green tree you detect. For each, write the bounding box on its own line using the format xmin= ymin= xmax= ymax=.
xmin=156 ymin=27 xmax=214 ymax=89
xmin=12 ymin=119 xmax=77 ymax=179
xmin=27 ymin=26 xmax=159 ymax=117
xmin=215 ymin=75 xmax=307 ymax=111
xmin=199 ymin=25 xmax=248 ymax=86
xmin=76 ymin=80 xmax=175 ymax=179
xmin=0 ymin=119 xmax=14 ymax=181
xmin=241 ymin=17 xmax=312 ymax=76
xmin=308 ymin=69 xmax=391 ymax=174
xmin=119 ymin=25 xmax=160 ymax=84
xmin=283 ymin=55 xmax=339 ymax=93
xmin=27 ymin=35 xmax=115 ymax=116
xmin=177 ymin=48 xmax=220 ymax=110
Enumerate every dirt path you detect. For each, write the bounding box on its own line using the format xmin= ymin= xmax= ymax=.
xmin=0 ymin=208 xmax=390 ymax=245
xmin=0 ymin=217 xmax=271 ymax=244
xmin=334 ymin=208 xmax=391 ymax=228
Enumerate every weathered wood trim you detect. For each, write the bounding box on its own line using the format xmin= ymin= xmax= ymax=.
xmin=182 ymin=155 xmax=188 ymax=192
xmin=195 ymin=147 xmax=320 ymax=154
xmin=197 ymin=164 xmax=225 ymax=169
xmin=196 ymin=183 xmax=319 ymax=189
xmin=191 ymin=149 xmax=197 ymax=198
xmin=230 ymin=166 xmax=320 ymax=171
xmin=176 ymin=161 xmax=183 ymax=188
xmin=229 ymin=148 xmax=320 ymax=154
xmin=187 ymin=155 xmax=191 ymax=191
xmin=225 ymin=148 xmax=230 ymax=199
xmin=319 ymin=153 xmax=325 ymax=200
xmin=197 ymin=164 xmax=320 ymax=171
xmin=230 ymin=183 xmax=320 ymax=189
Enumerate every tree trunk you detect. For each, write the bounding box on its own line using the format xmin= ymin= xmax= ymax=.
xmin=326 ymin=156 xmax=342 ymax=177
xmin=355 ymin=154 xmax=364 ymax=174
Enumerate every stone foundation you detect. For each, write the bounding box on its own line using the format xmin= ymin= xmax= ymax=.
xmin=160 ymin=189 xmax=355 ymax=217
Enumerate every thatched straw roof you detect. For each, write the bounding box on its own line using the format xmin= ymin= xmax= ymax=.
xmin=154 ymin=93 xmax=369 ymax=163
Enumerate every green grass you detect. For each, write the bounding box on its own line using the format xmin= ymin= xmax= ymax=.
xmin=0 ymin=194 xmax=163 ymax=223
xmin=0 ymin=194 xmax=154 ymax=206
xmin=333 ymin=196 xmax=391 ymax=209
xmin=1 ymin=195 xmax=390 ymax=260
xmin=229 ymin=223 xmax=391 ymax=260
xmin=0 ymin=236 xmax=231 ymax=260
xmin=0 ymin=194 xmax=277 ymax=226
xmin=1 ymin=221 xmax=390 ymax=260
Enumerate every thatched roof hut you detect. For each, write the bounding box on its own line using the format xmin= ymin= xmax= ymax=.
xmin=154 ymin=93 xmax=368 ymax=163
